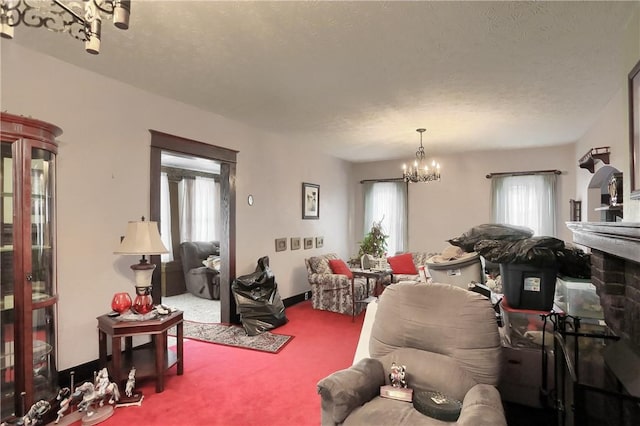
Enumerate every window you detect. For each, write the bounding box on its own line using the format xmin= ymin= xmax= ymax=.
xmin=490 ymin=174 xmax=557 ymax=236
xmin=363 ymin=181 xmax=407 ymax=255
xmin=178 ymin=176 xmax=220 ymax=242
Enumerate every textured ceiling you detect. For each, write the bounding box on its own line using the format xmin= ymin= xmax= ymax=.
xmin=5 ymin=1 xmax=639 ymax=162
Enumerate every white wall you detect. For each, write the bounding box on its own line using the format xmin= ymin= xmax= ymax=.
xmin=351 ymin=144 xmax=576 ymax=254
xmin=574 ymin=5 xmax=640 ymax=223
xmin=1 ymin=43 xmax=351 ymax=369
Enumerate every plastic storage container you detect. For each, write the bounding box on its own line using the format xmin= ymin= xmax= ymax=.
xmin=499 ymin=344 xmax=555 ymax=408
xmin=500 ymin=298 xmax=559 ymax=349
xmin=554 ymin=276 xmax=603 ymax=320
xmin=500 ymin=263 xmax=558 ymax=310
xmin=426 ymin=253 xmax=484 ymax=289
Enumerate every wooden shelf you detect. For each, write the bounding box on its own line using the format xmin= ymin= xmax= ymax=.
xmin=595 ymin=205 xmax=623 ymax=211
xmin=108 ymin=347 xmax=178 ymax=382
xmin=579 ymin=147 xmax=610 ymax=173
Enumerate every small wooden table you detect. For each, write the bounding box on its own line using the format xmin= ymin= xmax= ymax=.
xmin=97 ymin=310 xmax=183 ymax=393
xmin=350 ymin=269 xmax=393 ymax=320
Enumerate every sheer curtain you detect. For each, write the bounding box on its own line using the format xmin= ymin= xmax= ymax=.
xmin=491 ymin=174 xmax=556 ymax=236
xmin=160 ymin=172 xmax=173 ymax=262
xmin=178 ymin=176 xmax=219 ymax=242
xmin=363 ymin=181 xmax=407 ymax=255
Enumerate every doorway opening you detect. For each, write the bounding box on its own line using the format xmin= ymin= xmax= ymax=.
xmin=160 ymin=152 xmax=222 ymax=322
xmin=586 ymin=165 xmax=623 ymax=222
xmin=149 ymin=130 xmax=238 ymax=324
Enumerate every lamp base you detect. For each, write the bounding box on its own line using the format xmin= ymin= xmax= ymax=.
xmin=132 ymin=286 xmax=154 ymax=314
xmin=131 ymin=258 xmax=156 ymax=287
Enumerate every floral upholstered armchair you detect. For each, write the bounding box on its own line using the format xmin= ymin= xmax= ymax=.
xmin=305 ymin=253 xmax=369 ymax=316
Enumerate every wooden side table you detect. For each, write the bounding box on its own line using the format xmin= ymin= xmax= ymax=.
xmin=350 ymin=269 xmax=393 ymax=321
xmin=97 ymin=310 xmax=183 ymax=393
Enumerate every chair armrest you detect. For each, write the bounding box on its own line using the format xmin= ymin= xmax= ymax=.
xmin=456 ymin=384 xmax=507 ymax=426
xmin=308 ymin=273 xmax=351 ymax=289
xmin=188 ymin=266 xmax=210 ymax=275
xmin=189 ymin=266 xmax=219 ymax=276
xmin=317 ymin=358 xmax=385 ymax=425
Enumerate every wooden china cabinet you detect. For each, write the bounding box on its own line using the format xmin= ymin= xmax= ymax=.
xmin=0 ymin=112 xmax=60 ymax=420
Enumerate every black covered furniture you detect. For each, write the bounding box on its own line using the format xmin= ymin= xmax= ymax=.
xmin=179 ymin=241 xmax=221 ymax=300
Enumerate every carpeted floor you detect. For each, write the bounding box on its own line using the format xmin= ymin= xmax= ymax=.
xmin=99 ymin=300 xmax=365 ymax=426
xmin=174 ymin=320 xmax=293 ymax=353
xmin=163 ymin=292 xmax=220 ymax=323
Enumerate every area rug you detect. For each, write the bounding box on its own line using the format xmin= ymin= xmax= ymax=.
xmin=172 ymin=320 xmax=293 ymax=354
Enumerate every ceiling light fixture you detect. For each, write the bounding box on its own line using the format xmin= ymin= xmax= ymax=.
xmin=0 ymin=0 xmax=131 ymax=54
xmin=402 ymin=128 xmax=441 ymax=183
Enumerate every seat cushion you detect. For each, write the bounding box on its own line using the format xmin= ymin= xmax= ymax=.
xmin=329 ymin=259 xmax=353 ymax=279
xmin=344 ymin=396 xmax=448 ymax=426
xmin=387 ymin=253 xmax=418 ymax=274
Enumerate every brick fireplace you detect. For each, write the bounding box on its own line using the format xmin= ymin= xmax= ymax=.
xmin=567 ymin=221 xmax=640 ymax=424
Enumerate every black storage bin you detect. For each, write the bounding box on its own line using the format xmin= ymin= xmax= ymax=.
xmin=500 ymin=263 xmax=558 ymax=311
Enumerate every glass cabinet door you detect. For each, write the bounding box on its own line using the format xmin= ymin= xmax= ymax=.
xmin=29 ymin=147 xmax=57 ymax=406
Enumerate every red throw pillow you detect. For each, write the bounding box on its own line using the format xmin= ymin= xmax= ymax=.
xmin=328 ymin=259 xmax=353 ymax=279
xmin=387 ymin=253 xmax=418 ymax=275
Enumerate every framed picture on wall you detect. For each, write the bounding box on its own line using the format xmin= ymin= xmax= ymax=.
xmin=630 ymin=58 xmax=640 ymax=200
xmin=291 ymin=237 xmax=301 ymax=250
xmin=304 ymin=237 xmax=314 ymax=249
xmin=275 ymin=238 xmax=287 ymax=252
xmin=302 ymin=182 xmax=320 ymax=219
xmin=316 ymin=236 xmax=324 ymax=248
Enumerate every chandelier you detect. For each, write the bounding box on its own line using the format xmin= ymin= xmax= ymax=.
xmin=0 ymin=0 xmax=131 ymax=54
xmin=402 ymin=128 xmax=441 ymax=183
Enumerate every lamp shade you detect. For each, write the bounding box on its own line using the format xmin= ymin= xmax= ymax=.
xmin=114 ymin=220 xmax=169 ymax=255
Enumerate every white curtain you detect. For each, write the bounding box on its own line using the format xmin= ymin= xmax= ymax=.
xmin=178 ymin=176 xmax=219 ymax=242
xmin=491 ymin=174 xmax=557 ymax=236
xmin=363 ymin=181 xmax=407 ymax=255
xmin=160 ymin=172 xmax=173 ymax=262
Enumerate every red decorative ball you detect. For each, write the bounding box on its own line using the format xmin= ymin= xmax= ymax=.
xmin=111 ymin=292 xmax=132 ymax=314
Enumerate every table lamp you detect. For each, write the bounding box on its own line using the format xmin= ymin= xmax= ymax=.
xmin=114 ymin=217 xmax=168 ymax=314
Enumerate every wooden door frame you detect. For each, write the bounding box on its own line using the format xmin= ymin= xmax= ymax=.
xmin=149 ymin=130 xmax=237 ymax=324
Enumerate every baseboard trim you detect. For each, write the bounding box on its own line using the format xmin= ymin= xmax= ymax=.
xmin=283 ymin=291 xmax=311 ymax=307
xmin=58 ymin=359 xmax=100 ymax=387
xmin=58 ymin=342 xmax=155 ymax=387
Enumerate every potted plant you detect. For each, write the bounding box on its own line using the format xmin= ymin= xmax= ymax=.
xmin=357 ymin=218 xmax=388 ymax=258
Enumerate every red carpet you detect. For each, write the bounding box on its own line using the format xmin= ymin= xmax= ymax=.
xmin=100 ymin=301 xmax=365 ymax=426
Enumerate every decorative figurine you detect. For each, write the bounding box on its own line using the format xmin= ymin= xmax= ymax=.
xmin=389 ymin=362 xmax=408 ymax=388
xmin=21 ymin=400 xmax=51 ymax=426
xmin=117 ymin=367 xmax=144 ymax=408
xmin=67 ymin=369 xmax=120 ymax=425
xmin=125 ymin=367 xmax=136 ymax=398
xmin=52 ymin=371 xmax=84 ymax=426
xmin=54 ymin=387 xmax=79 ymax=424
xmin=380 ymin=362 xmax=413 ymax=402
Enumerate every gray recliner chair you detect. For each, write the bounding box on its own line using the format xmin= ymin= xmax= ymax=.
xmin=317 ymin=282 xmax=506 ymax=426
xmin=179 ymin=241 xmax=221 ymax=300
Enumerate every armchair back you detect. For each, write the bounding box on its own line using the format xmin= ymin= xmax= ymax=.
xmin=370 ymin=282 xmax=501 ymax=388
xmin=179 ymin=241 xmax=221 ymax=300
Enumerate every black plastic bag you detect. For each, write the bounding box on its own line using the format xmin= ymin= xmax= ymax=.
xmin=232 ymin=256 xmax=288 ymax=336
xmin=474 ymin=236 xmax=564 ymax=267
xmin=448 ymin=224 xmax=534 ymax=252
xmin=556 ymin=245 xmax=591 ymax=279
